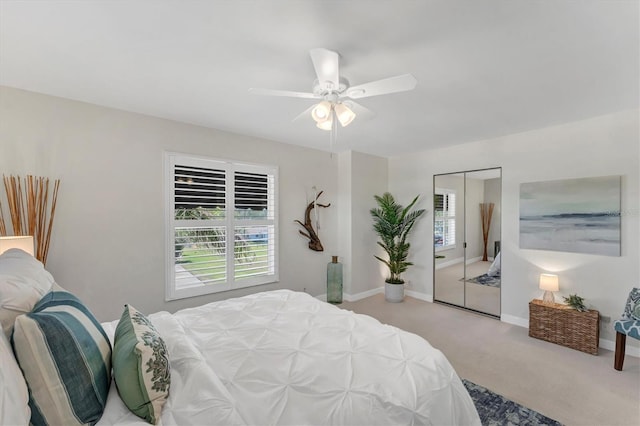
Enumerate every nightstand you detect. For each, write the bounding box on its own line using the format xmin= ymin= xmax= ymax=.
xmin=529 ymin=299 xmax=599 ymax=355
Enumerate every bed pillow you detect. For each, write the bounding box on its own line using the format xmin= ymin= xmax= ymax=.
xmin=113 ymin=305 xmax=170 ymax=424
xmin=487 ymin=251 xmax=501 ymax=277
xmin=11 ymin=288 xmax=112 ymax=426
xmin=623 ymin=287 xmax=640 ymax=320
xmin=0 ymin=329 xmax=30 ymax=425
xmin=0 ymin=248 xmax=54 ymax=337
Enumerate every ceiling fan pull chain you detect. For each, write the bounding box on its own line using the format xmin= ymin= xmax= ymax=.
xmin=330 ymin=107 xmax=337 ymax=156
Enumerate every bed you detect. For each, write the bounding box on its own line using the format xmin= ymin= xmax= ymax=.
xmin=1 ymin=248 xmax=480 ymax=425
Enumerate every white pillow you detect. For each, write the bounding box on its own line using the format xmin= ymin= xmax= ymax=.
xmin=0 ymin=248 xmax=54 ymax=337
xmin=0 ymin=328 xmax=30 ymax=425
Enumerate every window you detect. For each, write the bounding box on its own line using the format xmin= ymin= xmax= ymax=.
xmin=165 ymin=153 xmax=278 ymax=300
xmin=434 ymin=188 xmax=456 ymax=250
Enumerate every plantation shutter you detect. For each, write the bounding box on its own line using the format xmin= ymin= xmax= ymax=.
xmin=233 ymin=170 xmax=276 ymax=281
xmin=166 ymin=153 xmax=278 ymax=300
xmin=173 ymin=164 xmax=227 ymax=288
xmin=434 ymin=189 xmax=456 ymax=248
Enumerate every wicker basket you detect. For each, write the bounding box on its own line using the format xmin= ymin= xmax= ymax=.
xmin=529 ymin=299 xmax=599 ymax=355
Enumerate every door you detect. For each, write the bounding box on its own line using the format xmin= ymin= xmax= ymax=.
xmin=433 ymin=168 xmax=501 ymax=317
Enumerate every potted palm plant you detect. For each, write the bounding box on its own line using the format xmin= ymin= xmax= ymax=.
xmin=370 ymin=192 xmax=425 ymax=302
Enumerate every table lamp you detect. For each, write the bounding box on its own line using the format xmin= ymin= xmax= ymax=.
xmin=539 ymin=273 xmax=559 ymax=304
xmin=0 ymin=235 xmax=35 ymax=256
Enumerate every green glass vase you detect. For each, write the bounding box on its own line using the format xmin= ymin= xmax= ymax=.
xmin=327 ymin=255 xmax=343 ymax=304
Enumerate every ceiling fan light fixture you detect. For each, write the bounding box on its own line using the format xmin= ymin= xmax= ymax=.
xmin=334 ymin=102 xmax=356 ymax=127
xmin=316 ymin=114 xmax=333 ymax=131
xmin=311 ymin=101 xmax=331 ymax=123
xmin=250 ymin=48 xmax=417 ymax=144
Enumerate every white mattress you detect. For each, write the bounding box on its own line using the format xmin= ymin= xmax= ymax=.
xmin=99 ymin=290 xmax=480 ymax=425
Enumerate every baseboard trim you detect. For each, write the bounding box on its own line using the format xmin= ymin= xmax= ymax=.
xmin=435 ymin=256 xmax=464 ymax=270
xmin=317 ymin=288 xmax=386 ymax=303
xmin=598 ymin=338 xmax=640 ymax=357
xmin=317 ymin=287 xmax=430 ymax=303
xmin=344 ymin=287 xmax=384 ymax=302
xmin=405 ymin=290 xmax=433 ymax=302
xmin=599 ymin=338 xmax=616 ymax=353
xmin=465 ymin=256 xmax=483 ymax=265
xmin=317 ymin=291 xmax=640 ymax=358
xmin=435 ymin=255 xmax=492 ymax=270
xmin=500 ymin=314 xmax=640 ymax=358
xmin=500 ymin=314 xmax=529 ymax=328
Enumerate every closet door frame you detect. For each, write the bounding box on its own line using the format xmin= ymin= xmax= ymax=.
xmin=433 ymin=167 xmax=501 ymax=318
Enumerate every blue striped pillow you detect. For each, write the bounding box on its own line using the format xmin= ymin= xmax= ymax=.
xmin=11 ymin=288 xmax=112 ymax=426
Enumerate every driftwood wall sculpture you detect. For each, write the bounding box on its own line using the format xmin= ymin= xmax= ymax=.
xmin=295 ymin=190 xmax=330 ymax=251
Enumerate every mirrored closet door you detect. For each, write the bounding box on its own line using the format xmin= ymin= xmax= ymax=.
xmin=433 ymin=168 xmax=501 ymax=317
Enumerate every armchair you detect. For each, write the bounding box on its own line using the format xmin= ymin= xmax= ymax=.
xmin=613 ymin=287 xmax=640 ymax=370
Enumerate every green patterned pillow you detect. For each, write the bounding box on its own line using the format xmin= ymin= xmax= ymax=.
xmin=112 ymin=305 xmax=170 ymax=424
xmin=631 ymin=299 xmax=640 ymax=321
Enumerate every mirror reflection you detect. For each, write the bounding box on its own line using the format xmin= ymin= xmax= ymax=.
xmin=433 ymin=168 xmax=501 ymax=317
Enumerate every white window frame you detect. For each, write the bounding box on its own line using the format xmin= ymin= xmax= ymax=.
xmin=165 ymin=152 xmax=279 ymax=301
xmin=434 ymin=188 xmax=456 ymax=252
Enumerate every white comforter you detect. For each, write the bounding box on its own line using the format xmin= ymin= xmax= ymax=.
xmin=99 ymin=290 xmax=480 ymax=425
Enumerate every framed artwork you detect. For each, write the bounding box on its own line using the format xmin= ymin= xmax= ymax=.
xmin=519 ymin=175 xmax=621 ymax=256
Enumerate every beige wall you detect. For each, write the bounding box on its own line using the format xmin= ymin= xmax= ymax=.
xmin=337 ymin=151 xmax=388 ymax=297
xmin=0 ymin=86 xmax=340 ymax=321
xmin=2 ymin=85 xmax=638 ymax=353
xmin=349 ymin=151 xmax=388 ymax=295
xmin=484 ymin=177 xmax=501 ymax=257
xmin=389 ymin=108 xmax=640 ymax=351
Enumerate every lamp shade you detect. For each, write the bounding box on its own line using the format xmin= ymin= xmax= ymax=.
xmin=334 ymin=102 xmax=355 ymax=127
xmin=316 ymin=114 xmax=333 ymax=131
xmin=311 ymin=101 xmax=331 ymax=123
xmin=539 ymin=274 xmax=559 ymax=292
xmin=0 ymin=236 xmax=34 ymax=256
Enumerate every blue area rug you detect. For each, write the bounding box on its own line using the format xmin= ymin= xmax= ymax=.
xmin=463 ymin=379 xmax=562 ymax=426
xmin=461 ymin=273 xmax=501 ymax=287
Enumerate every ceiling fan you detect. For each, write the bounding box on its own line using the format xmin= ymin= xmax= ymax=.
xmin=249 ymin=48 xmax=417 ymax=131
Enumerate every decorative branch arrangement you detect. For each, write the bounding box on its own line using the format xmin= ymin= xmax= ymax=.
xmin=1 ymin=175 xmax=60 ymax=265
xmin=0 ymin=200 xmax=5 ymax=236
xmin=295 ymin=190 xmax=330 ymax=251
xmin=480 ymin=202 xmax=495 ymax=261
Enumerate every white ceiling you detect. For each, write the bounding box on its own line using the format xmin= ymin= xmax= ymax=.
xmin=1 ymin=1 xmax=638 ymax=157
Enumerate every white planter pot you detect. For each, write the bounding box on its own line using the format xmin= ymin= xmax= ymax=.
xmin=385 ymin=282 xmax=404 ymax=303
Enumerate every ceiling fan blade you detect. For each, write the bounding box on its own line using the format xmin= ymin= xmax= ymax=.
xmin=344 ymin=100 xmax=376 ymax=120
xmin=291 ymin=104 xmax=317 ymax=123
xmin=249 ymin=87 xmax=320 ymax=99
xmin=345 ymin=74 xmax=417 ymax=99
xmin=309 ymin=48 xmax=340 ymax=91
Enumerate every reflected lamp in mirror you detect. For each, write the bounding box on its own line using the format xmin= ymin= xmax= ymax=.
xmin=0 ymin=236 xmax=34 ymax=256
xmin=539 ymin=273 xmax=559 ymax=304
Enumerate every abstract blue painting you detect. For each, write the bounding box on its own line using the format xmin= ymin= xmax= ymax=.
xmin=520 ymin=176 xmax=621 ymax=256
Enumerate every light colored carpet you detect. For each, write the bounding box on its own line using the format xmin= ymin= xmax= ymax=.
xmin=340 ymin=294 xmax=640 ymax=426
xmin=435 ymin=260 xmax=501 ymax=316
